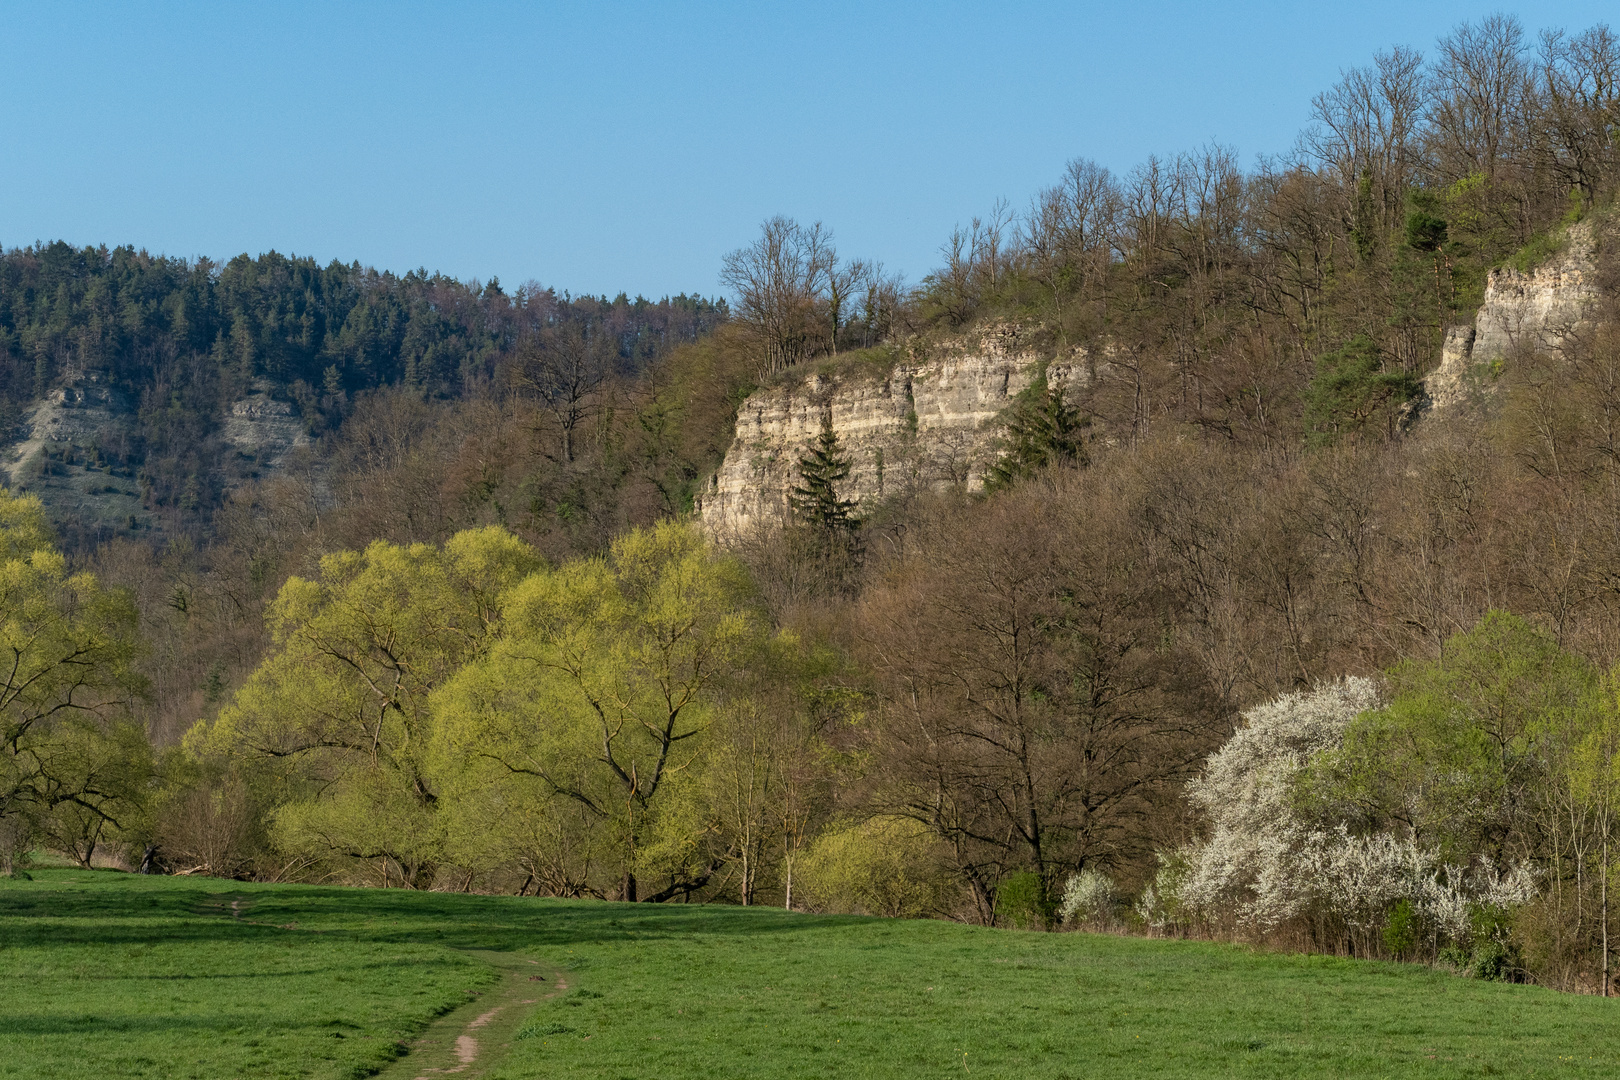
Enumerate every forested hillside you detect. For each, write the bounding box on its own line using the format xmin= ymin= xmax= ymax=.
xmin=0 ymin=243 xmax=725 ymax=542
xmin=8 ymin=12 xmax=1620 ymax=997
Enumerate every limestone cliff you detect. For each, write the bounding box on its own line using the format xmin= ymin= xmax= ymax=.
xmin=221 ymin=387 xmax=312 ymax=468
xmin=1421 ymin=220 xmax=1601 ymax=413
xmin=702 ymin=218 xmax=1612 ymax=535
xmin=2 ymin=375 xmax=310 ymax=541
xmin=698 ymin=327 xmax=1078 ymax=535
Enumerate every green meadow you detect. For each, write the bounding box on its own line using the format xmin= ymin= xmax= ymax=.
xmin=1 ymin=869 xmax=1617 ymax=1080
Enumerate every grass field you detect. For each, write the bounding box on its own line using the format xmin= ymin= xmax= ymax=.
xmin=2 ymin=870 xmax=1619 ymax=1079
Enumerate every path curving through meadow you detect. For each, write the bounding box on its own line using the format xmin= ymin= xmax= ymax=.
xmin=196 ymin=895 xmax=561 ymax=1079
xmin=375 ymin=949 xmax=566 ymax=1080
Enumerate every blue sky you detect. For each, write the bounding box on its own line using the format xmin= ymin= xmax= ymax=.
xmin=2 ymin=2 xmax=1614 ymax=298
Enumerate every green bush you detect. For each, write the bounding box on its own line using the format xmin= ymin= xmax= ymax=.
xmin=1382 ymin=898 xmax=1420 ymax=959
xmin=997 ymin=871 xmax=1055 ymax=930
xmin=1469 ymin=939 xmax=1514 ymax=981
xmin=796 ymin=817 xmax=958 ymax=918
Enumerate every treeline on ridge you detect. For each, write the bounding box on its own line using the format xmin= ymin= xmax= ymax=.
xmin=0 ymin=241 xmax=726 ymax=536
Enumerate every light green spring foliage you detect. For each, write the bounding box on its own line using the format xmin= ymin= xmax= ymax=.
xmin=1306 ymin=611 xmax=1596 ymax=863
xmin=204 ymin=518 xmax=779 ymax=894
xmin=795 ymin=816 xmax=957 ymax=918
xmin=200 ymin=526 xmax=540 ymax=884
xmin=432 ymin=519 xmax=768 ymax=894
xmin=0 ymin=487 xmax=146 ymax=864
xmin=1565 ymin=669 xmax=1620 ymax=827
xmin=0 ymin=488 xmax=55 ymax=561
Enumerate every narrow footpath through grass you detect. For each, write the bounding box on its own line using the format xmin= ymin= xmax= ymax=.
xmin=3 ymin=869 xmax=1619 ymax=1079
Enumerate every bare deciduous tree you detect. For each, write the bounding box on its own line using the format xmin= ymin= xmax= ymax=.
xmin=1306 ymin=45 xmax=1429 ymax=239
xmin=1535 ymin=26 xmax=1620 ymax=201
xmin=859 ymin=479 xmax=1223 ymax=923
xmin=514 ymin=322 xmax=616 ymax=464
xmin=1428 ymin=14 xmax=1531 ymax=185
xmin=926 ymin=199 xmax=1016 ymax=326
xmin=720 ymin=217 xmax=835 ymax=376
xmin=825 ymin=256 xmax=871 ymax=355
xmin=1023 ymin=157 xmax=1121 ymax=318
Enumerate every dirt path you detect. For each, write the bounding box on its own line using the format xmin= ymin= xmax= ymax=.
xmin=196 ymin=895 xmax=562 ymax=1078
xmin=372 ymin=949 xmax=566 ymax=1080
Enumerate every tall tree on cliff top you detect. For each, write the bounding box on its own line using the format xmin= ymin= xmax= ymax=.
xmin=721 ymin=217 xmax=833 ymax=376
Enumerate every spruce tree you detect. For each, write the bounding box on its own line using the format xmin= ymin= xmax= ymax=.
xmin=986 ymin=380 xmax=1089 ymax=490
xmin=789 ymin=419 xmax=859 ymax=539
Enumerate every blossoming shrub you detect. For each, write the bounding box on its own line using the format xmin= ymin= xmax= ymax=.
xmin=1059 ymin=867 xmax=1118 ymax=928
xmin=1175 ymin=672 xmax=1541 ymax=969
xmin=1179 ymin=678 xmax=1380 ymax=932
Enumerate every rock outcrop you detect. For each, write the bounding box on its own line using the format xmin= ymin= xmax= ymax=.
xmin=1422 ymin=220 xmax=1600 ymax=413
xmin=703 ymin=219 xmax=1612 ymax=534
xmin=699 ymin=327 xmax=1077 ymax=535
xmin=5 ymin=374 xmax=132 ymax=483
xmin=1 ymin=374 xmax=310 ymax=542
xmin=222 ymin=387 xmax=310 ymax=469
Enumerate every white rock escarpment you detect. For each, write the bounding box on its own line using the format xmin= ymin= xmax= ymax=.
xmin=3 ymin=373 xmax=131 ymax=484
xmin=698 ymin=327 xmax=1079 ymax=536
xmin=1423 ymin=220 xmax=1600 ymax=413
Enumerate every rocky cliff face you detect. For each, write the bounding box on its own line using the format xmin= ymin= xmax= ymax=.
xmin=1422 ymin=220 xmax=1600 ymax=413
xmin=2 ymin=376 xmax=311 ymax=542
xmin=2 ymin=373 xmax=150 ymax=539
xmin=698 ymin=328 xmax=1078 ymax=535
xmin=221 ymin=388 xmax=312 ymax=468
xmin=704 ymin=221 xmax=1610 ymax=535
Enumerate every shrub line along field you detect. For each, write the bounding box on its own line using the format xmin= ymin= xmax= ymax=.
xmin=2 ymin=870 xmax=1618 ymax=1079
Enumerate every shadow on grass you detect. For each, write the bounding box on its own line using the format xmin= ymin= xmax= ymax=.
xmin=0 ymin=956 xmax=464 ymax=983
xmin=0 ymin=1012 xmax=305 ymax=1035
xmin=0 ymin=871 xmax=879 ymax=953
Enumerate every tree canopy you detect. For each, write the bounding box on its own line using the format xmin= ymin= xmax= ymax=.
xmin=0 ymin=488 xmax=146 ymax=872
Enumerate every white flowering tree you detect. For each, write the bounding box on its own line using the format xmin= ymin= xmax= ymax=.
xmin=1176 ymin=674 xmax=1540 ymax=957
xmin=1180 ymin=678 xmax=1380 ymax=929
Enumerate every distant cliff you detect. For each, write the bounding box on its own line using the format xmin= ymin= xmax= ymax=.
xmin=1 ymin=376 xmax=311 ymax=545
xmin=697 ymin=327 xmax=1080 ymax=535
xmin=1422 ymin=219 xmax=1603 ymax=414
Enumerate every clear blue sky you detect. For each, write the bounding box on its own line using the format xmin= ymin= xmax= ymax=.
xmin=2 ymin=2 xmax=1613 ymax=299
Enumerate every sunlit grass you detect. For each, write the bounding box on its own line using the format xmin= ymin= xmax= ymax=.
xmin=3 ymin=869 xmax=1618 ymax=1079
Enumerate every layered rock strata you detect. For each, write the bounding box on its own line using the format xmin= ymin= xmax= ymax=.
xmin=222 ymin=388 xmax=310 ymax=469
xmin=699 ymin=327 xmax=1077 ymax=536
xmin=1422 ymin=220 xmax=1600 ymax=413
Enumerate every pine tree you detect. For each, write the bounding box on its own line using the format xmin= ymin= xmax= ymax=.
xmin=789 ymin=419 xmax=859 ymax=538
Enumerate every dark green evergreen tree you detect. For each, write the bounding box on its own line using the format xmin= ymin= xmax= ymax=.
xmin=789 ymin=418 xmax=860 ymax=540
xmin=985 ymin=379 xmax=1089 ymax=490
xmin=1303 ymin=335 xmax=1421 ymax=446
